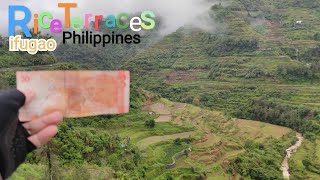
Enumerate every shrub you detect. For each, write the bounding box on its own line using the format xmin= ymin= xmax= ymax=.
xmin=145 ymin=119 xmax=155 ymax=128
xmin=207 ymin=37 xmax=259 ymax=57
xmin=314 ymin=33 xmax=320 ymax=41
xmin=277 ymin=63 xmax=318 ymax=80
xmin=174 ymin=138 xmax=182 ymax=145
xmin=300 ymin=45 xmax=320 ymax=62
xmin=245 ymin=66 xmax=266 ymax=78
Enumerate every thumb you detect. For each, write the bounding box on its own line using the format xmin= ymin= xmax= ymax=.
xmin=0 ymin=89 xmax=28 ymax=110
xmin=19 ymin=88 xmax=35 ymax=105
xmin=18 ymin=89 xmax=35 ymax=122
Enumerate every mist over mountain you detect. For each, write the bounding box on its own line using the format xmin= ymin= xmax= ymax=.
xmin=0 ymin=0 xmax=218 ymax=36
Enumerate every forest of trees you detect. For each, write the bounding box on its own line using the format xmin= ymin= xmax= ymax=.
xmin=233 ymin=97 xmax=319 ymax=137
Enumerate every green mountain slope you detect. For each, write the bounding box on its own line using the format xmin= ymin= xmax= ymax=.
xmin=123 ymin=1 xmax=320 ymax=178
xmin=125 ymin=0 xmax=320 ymax=133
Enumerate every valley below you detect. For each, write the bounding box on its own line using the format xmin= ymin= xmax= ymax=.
xmin=139 ymin=98 xmax=296 ymax=179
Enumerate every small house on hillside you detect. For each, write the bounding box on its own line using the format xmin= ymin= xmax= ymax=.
xmin=294 ymin=20 xmax=304 ymax=28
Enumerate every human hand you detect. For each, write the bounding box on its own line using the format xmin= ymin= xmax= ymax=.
xmin=21 ymin=89 xmax=63 ymax=147
xmin=23 ymin=111 xmax=63 ymax=147
xmin=0 ymin=89 xmax=63 ymax=178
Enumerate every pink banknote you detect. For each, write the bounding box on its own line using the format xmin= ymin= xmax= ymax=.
xmin=16 ymin=71 xmax=130 ymax=121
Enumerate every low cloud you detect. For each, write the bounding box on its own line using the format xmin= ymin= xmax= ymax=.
xmin=0 ymin=0 xmax=217 ymax=36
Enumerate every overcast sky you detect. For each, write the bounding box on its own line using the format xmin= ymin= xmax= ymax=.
xmin=0 ymin=0 xmax=215 ymax=36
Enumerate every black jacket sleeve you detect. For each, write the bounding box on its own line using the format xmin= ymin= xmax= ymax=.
xmin=0 ymin=89 xmax=36 ymax=179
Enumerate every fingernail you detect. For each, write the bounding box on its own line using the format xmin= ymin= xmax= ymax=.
xmin=19 ymin=112 xmax=29 ymax=122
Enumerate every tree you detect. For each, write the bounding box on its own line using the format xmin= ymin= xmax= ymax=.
xmin=145 ymin=119 xmax=155 ymax=128
xmin=314 ymin=33 xmax=320 ymax=41
xmin=174 ymin=138 xmax=182 ymax=145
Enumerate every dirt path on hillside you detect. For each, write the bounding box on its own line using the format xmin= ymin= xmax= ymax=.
xmin=280 ymin=133 xmax=304 ymax=179
xmin=137 ymin=131 xmax=195 ymax=150
xmin=265 ymin=20 xmax=286 ymax=45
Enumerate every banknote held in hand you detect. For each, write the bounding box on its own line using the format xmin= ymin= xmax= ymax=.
xmin=16 ymin=71 xmax=130 ymax=121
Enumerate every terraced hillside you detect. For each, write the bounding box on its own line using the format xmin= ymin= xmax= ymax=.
xmin=140 ymin=98 xmax=295 ymax=179
xmin=124 ymin=0 xmax=320 ymax=178
xmin=126 ymin=1 xmax=320 ymax=120
xmin=12 ymin=96 xmax=296 ymax=179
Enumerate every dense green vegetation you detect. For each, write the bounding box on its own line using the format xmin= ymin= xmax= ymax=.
xmin=289 ymin=123 xmax=320 ymax=180
xmin=234 ymin=97 xmax=316 ymax=133
xmin=229 ymin=137 xmax=294 ymax=179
